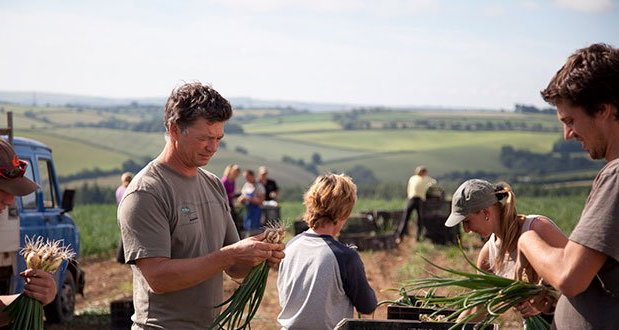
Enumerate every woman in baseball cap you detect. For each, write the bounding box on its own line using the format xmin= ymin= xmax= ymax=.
xmin=445 ymin=179 xmax=567 ymax=321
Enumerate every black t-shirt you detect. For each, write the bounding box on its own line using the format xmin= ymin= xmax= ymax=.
xmin=263 ymin=178 xmax=278 ymax=201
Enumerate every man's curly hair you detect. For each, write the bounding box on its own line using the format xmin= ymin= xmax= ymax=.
xmin=164 ymin=82 xmax=233 ymax=133
xmin=541 ymin=43 xmax=619 ymax=120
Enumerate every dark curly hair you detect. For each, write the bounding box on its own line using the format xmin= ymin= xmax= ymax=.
xmin=163 ymin=82 xmax=233 ymax=133
xmin=541 ymin=43 xmax=619 ymax=120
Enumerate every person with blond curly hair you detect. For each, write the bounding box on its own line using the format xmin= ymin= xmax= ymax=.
xmin=277 ymin=173 xmax=377 ymax=330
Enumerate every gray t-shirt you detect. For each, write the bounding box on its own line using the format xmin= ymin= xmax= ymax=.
xmin=553 ymin=158 xmax=619 ymax=330
xmin=277 ymin=232 xmax=377 ymax=330
xmin=118 ymin=161 xmax=239 ymax=329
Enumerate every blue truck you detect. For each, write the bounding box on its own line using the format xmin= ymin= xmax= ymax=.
xmin=0 ymin=114 xmax=85 ymax=323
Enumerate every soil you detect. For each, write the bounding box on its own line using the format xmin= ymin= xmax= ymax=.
xmin=47 ymin=234 xmax=521 ymax=329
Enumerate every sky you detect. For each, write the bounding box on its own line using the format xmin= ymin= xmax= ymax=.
xmin=0 ymin=0 xmax=618 ymax=110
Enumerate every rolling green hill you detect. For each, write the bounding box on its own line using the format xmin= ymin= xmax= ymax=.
xmin=0 ymin=103 xmax=587 ymax=196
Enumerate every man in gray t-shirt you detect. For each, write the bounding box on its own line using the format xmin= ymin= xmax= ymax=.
xmin=118 ymin=82 xmax=285 ymax=329
xmin=518 ymin=43 xmax=619 ymax=329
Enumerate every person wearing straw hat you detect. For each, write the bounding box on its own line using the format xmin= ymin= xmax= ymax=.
xmin=0 ymin=139 xmax=57 ymax=326
xmin=517 ymin=43 xmax=619 ymax=329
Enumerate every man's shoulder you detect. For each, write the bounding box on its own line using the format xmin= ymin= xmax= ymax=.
xmin=600 ymin=158 xmax=619 ymax=174
xmin=198 ymin=167 xmax=222 ymax=183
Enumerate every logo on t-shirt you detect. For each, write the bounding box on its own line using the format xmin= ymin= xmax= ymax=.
xmin=180 ymin=206 xmax=198 ymax=223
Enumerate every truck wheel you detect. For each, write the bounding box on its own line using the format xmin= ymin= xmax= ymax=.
xmin=44 ymin=271 xmax=76 ymax=323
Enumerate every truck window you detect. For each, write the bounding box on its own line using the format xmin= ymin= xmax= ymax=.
xmin=19 ymin=159 xmax=37 ymax=209
xmin=38 ymin=159 xmax=57 ymax=209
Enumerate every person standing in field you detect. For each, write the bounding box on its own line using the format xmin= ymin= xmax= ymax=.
xmin=115 ymin=172 xmax=133 ymax=204
xmin=277 ymin=174 xmax=377 ymax=330
xmin=0 ymin=139 xmax=57 ymax=326
xmin=517 ymin=43 xmax=619 ymax=329
xmin=399 ymin=165 xmax=436 ymax=241
xmin=221 ymin=164 xmax=242 ymax=233
xmin=115 ymin=171 xmax=133 ymax=264
xmin=117 ymin=82 xmax=284 ymax=329
xmin=221 ymin=164 xmax=241 ymax=208
xmin=444 ymin=179 xmax=566 ymax=323
xmin=258 ymin=166 xmax=279 ymax=201
xmin=238 ymin=169 xmax=265 ymax=236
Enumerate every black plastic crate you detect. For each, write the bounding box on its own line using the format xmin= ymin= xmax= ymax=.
xmin=260 ymin=205 xmax=281 ymax=224
xmin=341 ymin=215 xmax=378 ymax=234
xmin=293 ymin=220 xmax=309 ymax=235
xmin=337 ymin=232 xmax=398 ymax=251
xmin=361 ymin=209 xmax=403 ymax=232
xmin=387 ymin=305 xmax=456 ymax=321
xmin=110 ymin=298 xmax=134 ymax=330
xmin=334 ymin=318 xmax=497 ymax=330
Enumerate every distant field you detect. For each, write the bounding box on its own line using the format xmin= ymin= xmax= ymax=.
xmin=323 ymin=145 xmax=507 ymax=181
xmin=222 ymin=133 xmax=370 ymax=162
xmin=279 ymin=130 xmax=558 ymax=153
xmin=358 ymin=110 xmax=561 ymax=128
xmin=19 ymin=132 xmax=128 ymax=175
xmin=0 ymin=108 xmax=55 ymax=129
xmin=52 ymin=128 xmax=165 ymax=157
xmin=242 ymin=120 xmax=340 ymax=134
xmin=241 ymin=112 xmax=339 ymax=134
xmin=45 ymin=112 xmax=108 ymax=125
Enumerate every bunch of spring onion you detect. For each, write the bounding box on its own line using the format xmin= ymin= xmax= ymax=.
xmin=399 ymin=247 xmax=558 ymax=330
xmin=208 ymin=223 xmax=286 ymax=330
xmin=2 ymin=236 xmax=75 ymax=330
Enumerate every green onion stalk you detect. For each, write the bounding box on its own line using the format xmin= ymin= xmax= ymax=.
xmin=395 ymin=244 xmax=558 ymax=330
xmin=2 ymin=236 xmax=75 ymax=330
xmin=209 ymin=223 xmax=286 ymax=330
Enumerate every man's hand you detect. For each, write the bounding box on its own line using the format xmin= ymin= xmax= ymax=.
xmin=515 ymin=291 xmax=555 ymax=317
xmin=225 ymin=232 xmax=285 ymax=268
xmin=21 ymin=269 xmax=57 ymax=305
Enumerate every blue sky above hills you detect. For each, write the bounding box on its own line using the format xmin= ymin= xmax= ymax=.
xmin=0 ymin=0 xmax=617 ymax=109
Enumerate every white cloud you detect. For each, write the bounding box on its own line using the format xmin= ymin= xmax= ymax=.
xmin=553 ymin=0 xmax=614 ymax=13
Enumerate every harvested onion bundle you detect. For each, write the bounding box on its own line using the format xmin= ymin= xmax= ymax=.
xmin=209 ymin=223 xmax=286 ymax=330
xmin=2 ymin=236 xmax=75 ymax=330
xmin=401 ymin=250 xmax=558 ymax=330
